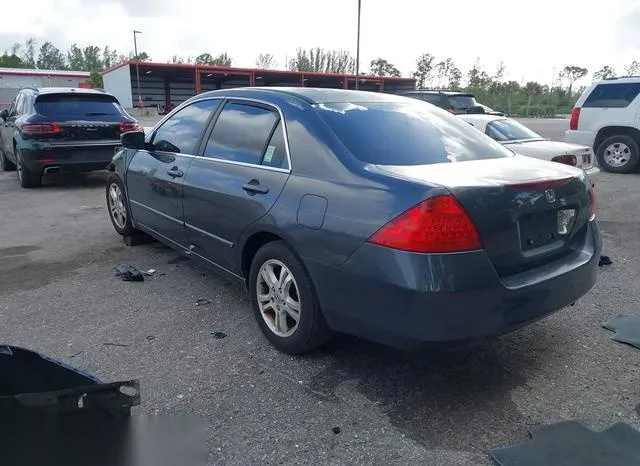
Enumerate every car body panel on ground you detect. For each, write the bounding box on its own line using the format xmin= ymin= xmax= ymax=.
xmin=460 ymin=113 xmax=599 ymax=179
xmin=109 ymin=87 xmax=601 ymax=352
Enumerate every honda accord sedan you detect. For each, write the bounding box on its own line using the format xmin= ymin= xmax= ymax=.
xmin=106 ymin=87 xmax=601 ymax=354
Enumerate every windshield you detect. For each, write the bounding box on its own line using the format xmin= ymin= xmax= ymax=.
xmin=486 ymin=118 xmax=542 ymax=142
xmin=316 ymin=101 xmax=513 ymax=166
xmin=35 ymin=94 xmax=122 ymax=116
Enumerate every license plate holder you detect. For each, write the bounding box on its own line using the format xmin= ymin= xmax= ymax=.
xmin=519 ymin=210 xmax=559 ymax=251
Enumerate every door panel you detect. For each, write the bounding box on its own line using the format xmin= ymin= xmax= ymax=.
xmin=125 ymin=98 xmax=221 ymax=247
xmin=126 ymin=151 xmax=193 ymax=247
xmin=182 ymin=101 xmax=291 ymax=273
xmin=183 ymin=161 xmax=289 ymax=272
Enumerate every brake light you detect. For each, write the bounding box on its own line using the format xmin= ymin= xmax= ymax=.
xmin=588 ymin=184 xmax=596 ymax=221
xmin=367 ymin=195 xmax=482 ymax=253
xmin=569 ymin=108 xmax=581 ymax=130
xmin=21 ymin=123 xmax=61 ymax=135
xmin=119 ymin=121 xmax=142 ymax=132
xmin=551 ymin=154 xmax=577 ymax=166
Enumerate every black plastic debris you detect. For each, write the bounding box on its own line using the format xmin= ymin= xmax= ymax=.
xmin=599 ymin=255 xmax=612 ymax=266
xmin=332 ymin=426 xmax=341 ymax=434
xmin=114 ymin=263 xmax=144 ymax=282
xmin=195 ymin=298 xmax=212 ymax=306
xmin=490 ymin=420 xmax=640 ymax=466
xmin=602 ymin=315 xmax=640 ymax=350
xmin=211 ymin=332 xmax=227 ymax=339
xmin=0 ymin=345 xmax=140 ymax=466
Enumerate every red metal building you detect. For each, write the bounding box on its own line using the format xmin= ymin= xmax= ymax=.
xmin=101 ymin=61 xmax=416 ymax=110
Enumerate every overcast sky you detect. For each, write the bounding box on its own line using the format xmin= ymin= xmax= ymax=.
xmin=2 ymin=0 xmax=639 ymax=85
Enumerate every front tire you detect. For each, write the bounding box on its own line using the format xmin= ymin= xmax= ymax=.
xmin=0 ymin=148 xmax=16 ymax=171
xmin=106 ymin=174 xmax=137 ymax=236
xmin=596 ymin=135 xmax=639 ymax=174
xmin=249 ymin=241 xmax=332 ymax=354
xmin=16 ymin=149 xmax=41 ymax=188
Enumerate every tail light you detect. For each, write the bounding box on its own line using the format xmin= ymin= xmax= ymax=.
xmin=551 ymin=154 xmax=577 ymax=166
xmin=367 ymin=195 xmax=482 ymax=253
xmin=588 ymin=184 xmax=596 ymax=221
xmin=447 ymin=109 xmax=456 ymax=114
xmin=21 ymin=123 xmax=61 ymax=135
xmin=119 ymin=121 xmax=142 ymax=132
xmin=569 ymin=108 xmax=581 ymax=130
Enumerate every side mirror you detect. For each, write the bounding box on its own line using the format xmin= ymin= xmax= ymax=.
xmin=121 ymin=131 xmax=146 ymax=150
xmin=0 ymin=109 xmax=8 ymax=121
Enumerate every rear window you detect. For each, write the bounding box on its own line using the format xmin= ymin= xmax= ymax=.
xmin=316 ymin=101 xmax=513 ymax=166
xmin=583 ymin=83 xmax=640 ymax=108
xmin=35 ymin=94 xmax=122 ymax=116
xmin=448 ymin=95 xmax=476 ymax=110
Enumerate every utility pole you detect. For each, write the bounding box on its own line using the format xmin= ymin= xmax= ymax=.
xmin=133 ymin=30 xmax=142 ymax=107
xmin=355 ymin=0 xmax=362 ymax=90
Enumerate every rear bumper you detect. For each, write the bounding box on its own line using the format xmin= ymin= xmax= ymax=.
xmin=20 ymin=144 xmax=118 ymax=173
xmin=565 ymin=130 xmax=595 ymax=148
xmin=307 ymin=221 xmax=601 ymax=350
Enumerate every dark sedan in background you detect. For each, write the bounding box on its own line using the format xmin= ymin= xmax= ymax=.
xmin=107 ymin=87 xmax=601 ymax=354
xmin=0 ymin=87 xmax=140 ymax=188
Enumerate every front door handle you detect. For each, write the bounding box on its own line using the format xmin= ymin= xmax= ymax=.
xmin=242 ymin=179 xmax=269 ymax=195
xmin=167 ymin=167 xmax=184 ymax=178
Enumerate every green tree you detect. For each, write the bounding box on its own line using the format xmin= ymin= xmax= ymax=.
xmin=559 ymin=65 xmax=588 ymax=96
xmin=0 ymin=51 xmax=26 ymax=68
xmin=412 ymin=53 xmax=435 ymax=88
xmin=212 ymin=53 xmax=232 ymax=66
xmin=370 ymin=58 xmax=401 ymax=77
xmin=524 ymin=81 xmax=543 ymax=116
xmin=36 ymin=42 xmax=66 ymax=70
xmin=20 ymin=38 xmax=37 ymax=68
xmin=195 ymin=53 xmax=214 ymax=65
xmin=288 ymin=48 xmax=354 ymax=73
xmin=131 ymin=51 xmax=151 ymax=62
xmin=256 ymin=53 xmax=277 ymax=69
xmin=593 ymin=66 xmax=616 ymax=80
xmin=103 ymin=46 xmax=119 ymax=68
xmin=624 ymin=61 xmax=640 ymax=76
xmin=434 ymin=58 xmax=459 ymax=88
xmin=87 ymin=71 xmax=103 ymax=88
xmin=195 ymin=53 xmax=231 ymax=66
xmin=67 ymin=44 xmax=86 ymax=70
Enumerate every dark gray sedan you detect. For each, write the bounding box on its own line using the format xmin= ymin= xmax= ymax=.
xmin=106 ymin=87 xmax=601 ymax=354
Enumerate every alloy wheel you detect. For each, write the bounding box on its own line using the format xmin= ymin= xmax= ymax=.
xmin=604 ymin=142 xmax=631 ymax=168
xmin=108 ymin=183 xmax=127 ymax=229
xmin=256 ymin=259 xmax=301 ymax=337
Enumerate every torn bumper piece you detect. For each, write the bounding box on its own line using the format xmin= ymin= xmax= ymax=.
xmin=0 ymin=345 xmax=140 ymax=466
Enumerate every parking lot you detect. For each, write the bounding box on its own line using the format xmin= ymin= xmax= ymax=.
xmin=1 ymin=117 xmax=639 ymax=464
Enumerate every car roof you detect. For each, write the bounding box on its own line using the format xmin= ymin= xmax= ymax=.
xmin=196 ymin=86 xmax=414 ymax=105
xmin=402 ymin=90 xmax=475 ymax=97
xmin=24 ymin=87 xmax=111 ymax=97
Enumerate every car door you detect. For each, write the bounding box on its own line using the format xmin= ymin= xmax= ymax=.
xmin=126 ymin=98 xmax=221 ymax=248
xmin=182 ymin=99 xmax=291 ymax=274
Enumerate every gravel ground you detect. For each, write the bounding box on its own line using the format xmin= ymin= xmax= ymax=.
xmin=1 ymin=119 xmax=639 ymax=465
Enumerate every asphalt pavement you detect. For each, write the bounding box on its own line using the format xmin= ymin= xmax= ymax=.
xmin=1 ymin=118 xmax=639 ymax=465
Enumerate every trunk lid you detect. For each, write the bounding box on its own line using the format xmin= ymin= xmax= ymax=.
xmin=376 ymin=156 xmax=592 ymax=277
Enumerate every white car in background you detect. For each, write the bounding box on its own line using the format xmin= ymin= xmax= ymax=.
xmin=459 ymin=114 xmax=600 ymax=180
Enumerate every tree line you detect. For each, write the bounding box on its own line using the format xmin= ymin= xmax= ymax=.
xmin=2 ymin=39 xmax=638 ymax=116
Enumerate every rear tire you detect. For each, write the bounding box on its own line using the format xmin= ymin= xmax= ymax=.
xmin=596 ymin=135 xmax=639 ymax=174
xmin=249 ymin=241 xmax=332 ymax=354
xmin=106 ymin=174 xmax=137 ymax=236
xmin=0 ymin=148 xmax=16 ymax=171
xmin=16 ymin=149 xmax=41 ymax=188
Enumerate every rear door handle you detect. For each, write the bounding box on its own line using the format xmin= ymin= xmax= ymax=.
xmin=167 ymin=167 xmax=184 ymax=178
xmin=242 ymin=180 xmax=269 ymax=195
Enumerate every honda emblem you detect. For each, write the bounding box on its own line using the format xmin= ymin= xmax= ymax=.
xmin=544 ymin=189 xmax=556 ymax=203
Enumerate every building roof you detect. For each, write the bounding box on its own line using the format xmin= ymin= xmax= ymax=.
xmin=0 ymin=67 xmax=91 ymax=78
xmin=101 ymin=60 xmax=415 ymax=83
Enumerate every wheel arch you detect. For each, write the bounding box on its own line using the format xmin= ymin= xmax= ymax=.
xmin=594 ymin=126 xmax=640 ymax=151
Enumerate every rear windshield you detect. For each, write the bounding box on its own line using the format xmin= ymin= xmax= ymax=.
xmin=316 ymin=101 xmax=513 ymax=166
xmin=583 ymin=83 xmax=640 ymax=108
xmin=35 ymin=94 xmax=122 ymax=116
xmin=448 ymin=95 xmax=476 ymax=110
xmin=486 ymin=119 xmax=542 ymax=141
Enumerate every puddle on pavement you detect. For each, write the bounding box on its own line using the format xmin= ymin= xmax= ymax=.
xmin=0 ymin=245 xmax=41 ymax=257
xmin=307 ymin=331 xmax=554 ymax=453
